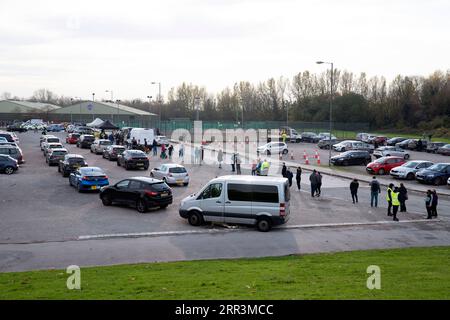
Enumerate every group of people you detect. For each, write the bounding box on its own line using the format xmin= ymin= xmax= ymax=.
xmin=128 ymin=137 xmax=175 ymax=160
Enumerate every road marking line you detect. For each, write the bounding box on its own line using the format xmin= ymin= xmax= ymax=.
xmin=78 ymin=219 xmax=440 ymax=240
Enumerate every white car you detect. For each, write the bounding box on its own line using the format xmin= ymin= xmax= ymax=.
xmin=332 ymin=140 xmax=372 ymax=152
xmin=373 ymin=146 xmax=410 ymax=160
xmin=155 ymin=135 xmax=170 ymax=146
xmin=90 ymin=139 xmax=112 ymax=154
xmin=257 ymin=142 xmax=288 ymax=155
xmin=318 ymin=132 xmax=337 ymax=140
xmin=390 ymin=160 xmax=434 ymax=180
xmin=150 ymin=163 xmax=189 ymax=186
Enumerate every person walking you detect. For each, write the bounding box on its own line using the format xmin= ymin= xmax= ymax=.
xmin=235 ymin=153 xmax=242 ymax=175
xmin=160 ymin=143 xmax=167 ymax=159
xmin=178 ymin=143 xmax=184 ymax=162
xmin=391 ymin=187 xmax=400 ymax=221
xmin=386 ymin=183 xmax=394 ymax=216
xmin=194 ymin=146 xmax=200 ymax=165
xmin=230 ymin=153 xmax=236 ymax=172
xmin=369 ymin=176 xmax=381 ymax=207
xmin=152 ymin=139 xmax=158 ymax=156
xmin=350 ymin=179 xmax=359 ymax=204
xmin=295 ymin=166 xmax=302 ymax=191
xmin=398 ymin=183 xmax=408 ymax=212
xmin=425 ymin=190 xmax=433 ymax=219
xmin=286 ymin=168 xmax=293 ymax=187
xmin=315 ymin=171 xmax=322 ymax=197
xmin=309 ymin=170 xmax=318 ymax=198
xmin=217 ymin=149 xmax=223 ymax=169
xmin=251 ymin=159 xmax=257 ymax=175
xmin=431 ymin=189 xmax=438 ymax=218
xmin=281 ymin=162 xmax=287 ymax=178
xmin=143 ymin=138 xmax=149 ymax=154
xmin=168 ymin=144 xmax=174 ymax=159
xmin=200 ymin=146 xmax=204 ymax=166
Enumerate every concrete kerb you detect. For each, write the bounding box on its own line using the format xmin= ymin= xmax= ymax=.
xmin=170 ymin=139 xmax=450 ymax=198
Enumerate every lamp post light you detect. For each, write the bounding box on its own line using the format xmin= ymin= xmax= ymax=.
xmin=105 ymin=90 xmax=113 ymax=102
xmin=151 ymin=82 xmax=162 ymax=128
xmin=316 ymin=61 xmax=334 ymax=167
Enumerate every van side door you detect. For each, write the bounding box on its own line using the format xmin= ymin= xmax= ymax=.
xmin=224 ymin=183 xmax=253 ymax=225
xmin=198 ymin=183 xmax=224 ymax=223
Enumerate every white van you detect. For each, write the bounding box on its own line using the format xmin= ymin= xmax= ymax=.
xmin=127 ymin=128 xmax=155 ymax=145
xmin=179 ymin=175 xmax=290 ymax=232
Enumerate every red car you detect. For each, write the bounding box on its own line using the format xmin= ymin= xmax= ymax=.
xmin=370 ymin=136 xmax=388 ymax=146
xmin=366 ymin=156 xmax=405 ymax=175
xmin=66 ymin=133 xmax=80 ymax=144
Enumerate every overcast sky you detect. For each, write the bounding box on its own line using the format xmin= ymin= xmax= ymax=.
xmin=0 ymin=0 xmax=449 ymax=101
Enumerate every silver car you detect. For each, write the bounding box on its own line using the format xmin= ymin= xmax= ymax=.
xmin=43 ymin=142 xmax=64 ymax=156
xmin=373 ymin=146 xmax=410 ymax=160
xmin=91 ymin=139 xmax=112 ymax=154
xmin=150 ymin=163 xmax=189 ymax=186
xmin=389 ymin=160 xmax=434 ymax=180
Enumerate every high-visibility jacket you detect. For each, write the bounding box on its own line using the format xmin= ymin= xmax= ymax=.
xmin=262 ymin=161 xmax=270 ymax=170
xmin=391 ymin=191 xmax=400 ymax=206
xmin=386 ymin=187 xmax=393 ymax=202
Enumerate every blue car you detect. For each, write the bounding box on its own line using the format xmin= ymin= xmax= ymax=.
xmin=69 ymin=167 xmax=109 ymax=192
xmin=0 ymin=154 xmax=19 ymax=174
xmin=47 ymin=124 xmax=65 ymax=132
xmin=416 ymin=163 xmax=450 ymax=186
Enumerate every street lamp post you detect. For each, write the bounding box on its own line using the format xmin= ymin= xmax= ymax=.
xmin=147 ymin=96 xmax=152 ymax=128
xmin=105 ymin=90 xmax=113 ymax=102
xmin=151 ymin=82 xmax=162 ymax=129
xmin=316 ymin=61 xmax=334 ymax=167
xmin=194 ymin=97 xmax=201 ymax=121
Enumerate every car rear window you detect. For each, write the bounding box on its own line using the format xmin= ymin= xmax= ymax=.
xmin=129 ymin=151 xmax=146 ymax=157
xmin=113 ymin=147 xmax=125 ymax=152
xmin=69 ymin=158 xmax=85 ymax=164
xmin=47 ymin=138 xmax=59 ymax=143
xmin=52 ymin=151 xmax=67 ymax=156
xmin=84 ymin=136 xmax=95 ymax=141
xmin=169 ymin=167 xmax=186 ymax=173
xmin=100 ymin=141 xmax=111 ymax=145
xmin=147 ymin=182 xmax=170 ymax=192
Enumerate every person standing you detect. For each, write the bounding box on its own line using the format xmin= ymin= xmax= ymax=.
xmin=194 ymin=146 xmax=200 ymax=165
xmin=152 ymin=139 xmax=158 ymax=156
xmin=386 ymin=183 xmax=394 ymax=216
xmin=230 ymin=153 xmax=236 ymax=172
xmin=281 ymin=162 xmax=287 ymax=178
xmin=200 ymin=146 xmax=204 ymax=166
xmin=235 ymin=153 xmax=242 ymax=175
xmin=431 ymin=189 xmax=438 ymax=218
xmin=309 ymin=170 xmax=318 ymax=198
xmin=160 ymin=143 xmax=167 ymax=159
xmin=296 ymin=167 xmax=302 ymax=191
xmin=217 ymin=149 xmax=223 ymax=169
xmin=143 ymin=138 xmax=149 ymax=154
xmin=350 ymin=179 xmax=359 ymax=204
xmin=398 ymin=183 xmax=408 ymax=212
xmin=286 ymin=168 xmax=293 ymax=187
xmin=425 ymin=190 xmax=433 ymax=219
xmin=168 ymin=144 xmax=174 ymax=159
xmin=251 ymin=160 xmax=257 ymax=175
xmin=315 ymin=171 xmax=322 ymax=197
xmin=178 ymin=143 xmax=184 ymax=162
xmin=391 ymin=187 xmax=400 ymax=221
xmin=369 ymin=176 xmax=381 ymax=207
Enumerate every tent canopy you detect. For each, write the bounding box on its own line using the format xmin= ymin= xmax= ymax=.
xmin=86 ymin=118 xmax=104 ymax=127
xmin=98 ymin=120 xmax=119 ymax=130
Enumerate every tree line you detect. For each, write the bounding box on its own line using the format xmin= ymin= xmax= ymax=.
xmin=2 ymin=69 xmax=449 ymax=134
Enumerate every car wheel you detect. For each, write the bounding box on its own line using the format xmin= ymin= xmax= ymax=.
xmin=63 ymin=171 xmax=69 ymax=177
xmin=136 ymin=199 xmax=147 ymax=213
xmin=77 ymin=183 xmax=83 ymax=193
xmin=282 ymin=149 xmax=288 ymax=155
xmin=404 ymin=154 xmax=410 ymax=160
xmin=406 ymin=172 xmax=415 ymax=180
xmin=58 ymin=166 xmax=61 ymax=172
xmin=188 ymin=211 xmax=203 ymax=226
xmin=256 ymin=217 xmax=272 ymax=232
xmin=101 ymin=195 xmax=112 ymax=206
xmin=183 ymin=183 xmax=189 ymax=186
xmin=433 ymin=177 xmax=442 ymax=186
xmin=378 ymin=168 xmax=385 ymax=175
xmin=117 ymin=161 xmax=121 ymax=167
xmin=143 ymin=165 xmax=149 ymax=170
xmin=160 ymin=204 xmax=168 ymax=209
xmin=4 ymin=166 xmax=14 ymax=175
xmin=125 ymin=163 xmax=130 ymax=170
xmin=266 ymin=150 xmax=271 ymax=155
xmin=90 ymin=149 xmax=93 ymax=153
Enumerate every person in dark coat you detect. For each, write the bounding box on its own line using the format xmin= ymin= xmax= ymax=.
xmin=295 ymin=167 xmax=302 ymax=191
xmin=350 ymin=179 xmax=359 ymax=204
xmin=315 ymin=172 xmax=322 ymax=197
xmin=425 ymin=190 xmax=433 ymax=219
xmin=152 ymin=139 xmax=158 ymax=156
xmin=168 ymin=144 xmax=174 ymax=159
xmin=398 ymin=183 xmax=408 ymax=212
xmin=309 ymin=170 xmax=318 ymax=197
xmin=286 ymin=168 xmax=293 ymax=187
xmin=281 ymin=163 xmax=287 ymax=178
xmin=431 ymin=189 xmax=438 ymax=218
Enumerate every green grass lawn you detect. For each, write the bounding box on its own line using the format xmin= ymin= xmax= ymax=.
xmin=1 ymin=247 xmax=449 ymax=300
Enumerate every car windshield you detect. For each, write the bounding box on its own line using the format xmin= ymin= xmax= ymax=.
xmin=428 ymin=164 xmax=448 ymax=172
xmin=80 ymin=167 xmax=104 ymax=175
xmin=374 ymin=158 xmax=386 ymax=163
xmin=444 ymin=145 xmax=450 ymax=149
xmin=113 ymin=147 xmax=125 ymax=152
xmin=169 ymin=167 xmax=187 ymax=173
xmin=403 ymin=161 xmax=419 ymax=168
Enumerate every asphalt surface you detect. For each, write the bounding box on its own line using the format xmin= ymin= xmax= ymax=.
xmin=0 ymin=131 xmax=449 ymax=271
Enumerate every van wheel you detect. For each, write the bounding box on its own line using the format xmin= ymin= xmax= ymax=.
xmin=188 ymin=211 xmax=203 ymax=226
xmin=256 ymin=217 xmax=272 ymax=232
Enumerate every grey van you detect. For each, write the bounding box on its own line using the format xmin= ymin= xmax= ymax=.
xmin=179 ymin=176 xmax=290 ymax=232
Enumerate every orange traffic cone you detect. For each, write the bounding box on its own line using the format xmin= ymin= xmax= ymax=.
xmin=305 ymin=156 xmax=309 ymax=165
xmin=314 ymin=150 xmax=318 ymax=159
xmin=317 ymin=155 xmax=321 ymax=165
xmin=303 ymin=150 xmax=307 ymax=159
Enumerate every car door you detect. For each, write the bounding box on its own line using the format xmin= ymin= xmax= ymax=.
xmin=156 ymin=165 xmax=167 ymax=180
xmin=199 ymin=183 xmax=224 ymax=223
xmin=70 ymin=169 xmax=82 ymax=186
xmin=126 ymin=180 xmax=143 ymax=204
xmin=0 ymin=155 xmax=6 ymax=170
xmin=112 ymin=179 xmax=131 ymax=203
xmin=224 ymin=183 xmax=252 ymax=224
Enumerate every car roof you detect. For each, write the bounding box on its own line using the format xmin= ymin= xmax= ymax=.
xmin=0 ymin=145 xmax=18 ymax=149
xmin=47 ymin=142 xmax=62 ymax=145
xmin=209 ymin=175 xmax=287 ymax=184
xmin=161 ymin=163 xmax=185 ymax=168
xmin=110 ymin=145 xmax=125 ymax=148
xmin=129 ymin=177 xmax=163 ymax=184
xmin=66 ymin=154 xmax=84 ymax=158
xmin=49 ymin=148 xmax=67 ymax=152
xmin=379 ymin=156 xmax=403 ymax=160
xmin=80 ymin=166 xmax=103 ymax=171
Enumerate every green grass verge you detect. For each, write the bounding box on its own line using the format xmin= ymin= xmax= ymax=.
xmin=1 ymin=247 xmax=449 ymax=299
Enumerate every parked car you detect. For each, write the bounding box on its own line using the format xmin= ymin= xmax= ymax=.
xmin=369 ymin=136 xmax=388 ymax=146
xmin=330 ymin=151 xmax=372 ymax=166
xmin=318 ymin=138 xmax=338 ymax=149
xmin=0 ymin=132 xmax=16 ymax=143
xmin=46 ymin=148 xmax=68 ymax=166
xmin=373 ymin=146 xmax=410 ymax=160
xmin=407 ymin=139 xmax=428 ymax=151
xmin=333 ymin=140 xmax=373 ymax=153
xmin=58 ymin=154 xmax=88 ymax=177
xmin=117 ymin=150 xmax=149 ymax=170
xmin=77 ymin=134 xmax=95 ymax=149
xmin=179 ymin=175 xmax=290 ymax=232
xmin=448 ymin=177 xmax=450 ymax=187
xmin=364 ymin=134 xmax=377 ymax=143
xmin=150 ymin=164 xmax=189 ymax=186
xmin=99 ymin=177 xmax=173 ymax=213
xmin=6 ymin=123 xmax=27 ymax=132
xmin=437 ymin=144 xmax=450 ymax=156
xmin=425 ymin=142 xmax=445 ymax=153
xmin=41 ymin=136 xmax=60 ymax=150
xmin=356 ymin=132 xmax=370 ymax=142
xmin=0 ymin=145 xmax=24 ymax=164
xmin=416 ymin=163 xmax=450 ymax=185
xmin=47 ymin=124 xmax=65 ymax=132
xmin=387 ymin=137 xmax=408 ymax=146
xmin=0 ymin=154 xmax=19 ymax=174
xmin=366 ymin=156 xmax=406 ymax=175
xmin=300 ymin=132 xmax=320 ymax=143
xmin=257 ymin=142 xmax=288 ymax=155
xmin=69 ymin=167 xmax=109 ymax=192
xmin=43 ymin=142 xmax=63 ymax=156
xmin=66 ymin=133 xmax=80 ymax=144
xmin=317 ymin=132 xmax=337 ymax=140
xmin=155 ymin=135 xmax=170 ymax=146
xmin=74 ymin=126 xmax=94 ymax=135
xmin=395 ymin=139 xmax=414 ymax=149
xmin=102 ymin=145 xmax=126 ymax=161
xmin=389 ymin=160 xmax=434 ymax=180
xmin=90 ymin=139 xmax=112 ymax=154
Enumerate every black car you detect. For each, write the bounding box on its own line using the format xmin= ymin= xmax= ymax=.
xmin=387 ymin=137 xmax=407 ymax=146
xmin=58 ymin=154 xmax=88 ymax=177
xmin=77 ymin=134 xmax=95 ymax=148
xmin=330 ymin=151 xmax=372 ymax=166
xmin=0 ymin=154 xmax=19 ymax=174
xmin=300 ymin=132 xmax=320 ymax=143
xmin=117 ymin=150 xmax=149 ymax=170
xmin=103 ymin=145 xmax=126 ymax=161
xmin=6 ymin=123 xmax=27 ymax=132
xmin=99 ymin=177 xmax=173 ymax=213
